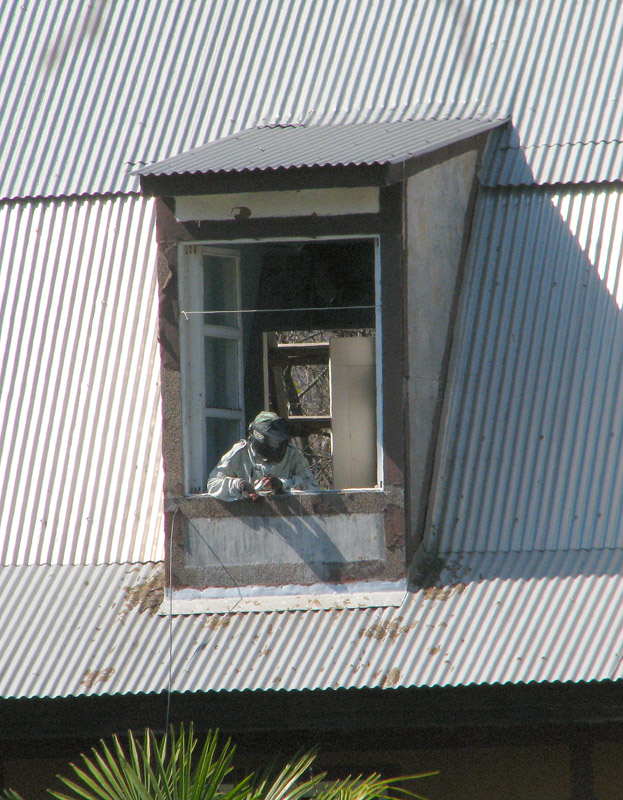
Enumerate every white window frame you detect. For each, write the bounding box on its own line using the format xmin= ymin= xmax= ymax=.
xmin=179 ymin=245 xmax=244 ymax=494
xmin=178 ymin=235 xmax=383 ymax=494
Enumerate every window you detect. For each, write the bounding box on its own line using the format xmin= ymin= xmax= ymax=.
xmin=179 ymin=237 xmax=380 ymax=494
xmin=181 ymin=247 xmax=244 ymax=486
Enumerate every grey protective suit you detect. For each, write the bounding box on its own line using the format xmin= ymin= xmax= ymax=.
xmin=206 ymin=439 xmax=320 ymax=501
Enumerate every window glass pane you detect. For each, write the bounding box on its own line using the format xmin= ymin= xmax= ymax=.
xmin=203 ymin=254 xmax=238 ymax=326
xmin=206 ymin=417 xmax=242 ymax=475
xmin=204 ymin=337 xmax=239 ymax=408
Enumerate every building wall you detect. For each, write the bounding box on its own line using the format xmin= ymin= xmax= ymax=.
xmin=405 ymin=149 xmax=479 ymax=552
xmin=400 ymin=744 xmax=570 ymax=799
xmin=594 ymin=740 xmax=623 ymax=799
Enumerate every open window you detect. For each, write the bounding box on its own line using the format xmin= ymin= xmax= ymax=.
xmin=179 ymin=237 xmax=380 ymax=494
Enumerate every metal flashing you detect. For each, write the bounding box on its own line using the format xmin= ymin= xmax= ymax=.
xmin=165 ymin=580 xmax=408 ymax=615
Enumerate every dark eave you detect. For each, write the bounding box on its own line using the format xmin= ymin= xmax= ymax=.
xmin=139 ymin=162 xmax=387 ymax=197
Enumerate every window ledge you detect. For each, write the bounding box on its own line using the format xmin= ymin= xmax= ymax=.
xmin=168 ymin=486 xmax=401 ymax=519
xmin=186 ymin=488 xmax=384 ymax=498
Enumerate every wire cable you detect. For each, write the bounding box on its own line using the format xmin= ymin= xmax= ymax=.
xmin=162 ymin=503 xmax=245 ymax=726
xmin=180 ymin=304 xmax=376 ymax=319
xmin=186 ymin=517 xmax=244 ymax=601
xmin=165 ymin=507 xmax=177 ymax=732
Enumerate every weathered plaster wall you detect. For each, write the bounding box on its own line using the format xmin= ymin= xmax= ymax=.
xmin=406 ymin=150 xmax=479 ymax=557
xmin=155 ymin=199 xmax=193 ymax=501
xmin=174 ymin=487 xmax=405 ymax=589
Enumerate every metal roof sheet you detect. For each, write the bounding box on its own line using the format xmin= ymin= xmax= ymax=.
xmin=134 ymin=118 xmax=507 ymax=178
xmin=0 ymin=194 xmax=164 ymax=566
xmin=2 ymin=0 xmax=623 ymax=200
xmin=427 ymin=183 xmax=623 ymax=555
xmin=2 ymin=0 xmax=623 ymax=705
xmin=2 ymin=552 xmax=623 ymax=700
xmin=482 ymin=140 xmax=623 ymax=187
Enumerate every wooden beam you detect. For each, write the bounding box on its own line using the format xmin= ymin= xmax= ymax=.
xmin=288 ymin=415 xmax=331 ymax=434
xmin=267 ymin=342 xmax=330 ymax=366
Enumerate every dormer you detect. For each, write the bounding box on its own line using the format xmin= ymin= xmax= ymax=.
xmin=136 ymin=117 xmax=506 ymax=610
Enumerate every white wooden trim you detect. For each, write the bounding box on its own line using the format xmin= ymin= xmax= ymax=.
xmin=176 ymin=187 xmax=379 ymax=221
xmin=180 ymin=244 xmax=244 ymax=491
xmin=374 ymin=236 xmax=384 ymax=489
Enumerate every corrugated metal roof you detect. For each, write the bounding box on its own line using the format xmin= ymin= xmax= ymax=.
xmin=2 ymin=0 xmax=623 ymax=200
xmin=427 ymin=183 xmax=623 ymax=555
xmin=134 ymin=118 xmax=507 ymax=178
xmin=2 ymin=0 xmax=623 ymax=705
xmin=482 ymin=139 xmax=623 ymax=188
xmin=0 ymin=194 xmax=164 ymax=565
xmin=2 ymin=553 xmax=623 ymax=700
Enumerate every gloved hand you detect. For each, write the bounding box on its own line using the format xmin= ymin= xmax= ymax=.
xmin=267 ymin=475 xmax=284 ymax=493
xmin=234 ymin=478 xmax=259 ymax=500
xmin=257 ymin=475 xmax=284 ymax=494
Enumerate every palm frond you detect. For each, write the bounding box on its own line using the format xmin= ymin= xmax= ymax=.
xmin=7 ymin=727 xmax=438 ymax=800
xmin=1 ymin=790 xmax=27 ymax=800
xmin=316 ymin=771 xmax=439 ymax=800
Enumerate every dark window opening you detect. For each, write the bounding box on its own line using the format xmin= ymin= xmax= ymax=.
xmin=181 ymin=237 xmax=378 ymax=493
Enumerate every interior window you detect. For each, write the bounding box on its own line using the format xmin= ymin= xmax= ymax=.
xmin=181 ymin=238 xmax=378 ymax=494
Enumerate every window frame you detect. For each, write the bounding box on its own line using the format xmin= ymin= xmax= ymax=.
xmin=179 ymin=245 xmax=245 ymax=493
xmin=178 ymin=234 xmax=384 ymax=496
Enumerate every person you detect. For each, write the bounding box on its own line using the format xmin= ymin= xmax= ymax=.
xmin=206 ymin=411 xmax=320 ymax=500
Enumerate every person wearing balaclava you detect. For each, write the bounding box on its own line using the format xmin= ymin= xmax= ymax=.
xmin=206 ymin=411 xmax=319 ymax=501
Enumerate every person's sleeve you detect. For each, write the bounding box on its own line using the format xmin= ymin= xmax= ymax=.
xmin=206 ymin=448 xmax=245 ymax=500
xmin=282 ymin=449 xmax=320 ymax=491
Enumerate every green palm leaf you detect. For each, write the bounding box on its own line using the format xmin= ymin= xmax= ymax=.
xmin=1 ymin=727 xmax=436 ymax=800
